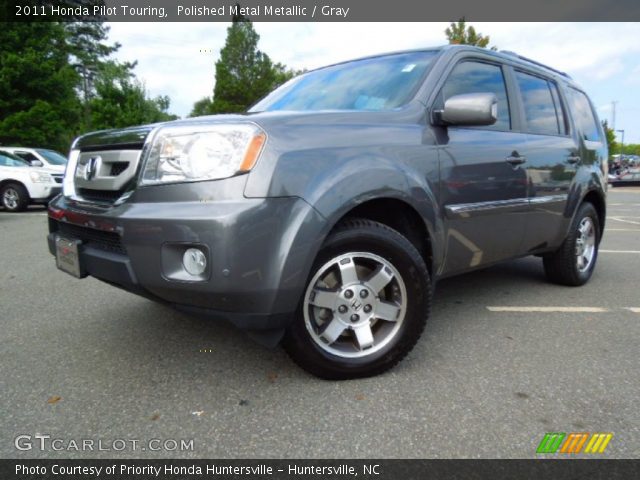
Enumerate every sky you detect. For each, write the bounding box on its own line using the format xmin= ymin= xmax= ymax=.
xmin=108 ymin=22 xmax=640 ymax=144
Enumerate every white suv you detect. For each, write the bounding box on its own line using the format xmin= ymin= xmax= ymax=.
xmin=1 ymin=147 xmax=67 ymax=174
xmin=0 ymin=150 xmax=62 ymax=212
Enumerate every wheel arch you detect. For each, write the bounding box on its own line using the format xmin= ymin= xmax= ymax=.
xmin=324 ymin=196 xmax=437 ymax=277
xmin=0 ymin=179 xmax=30 ymax=198
xmin=0 ymin=178 xmax=28 ymax=190
xmin=581 ymin=189 xmax=606 ymax=240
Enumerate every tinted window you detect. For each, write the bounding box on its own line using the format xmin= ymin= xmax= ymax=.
xmin=0 ymin=152 xmax=29 ymax=167
xmin=549 ymin=83 xmax=567 ymax=135
xmin=37 ymin=149 xmax=68 ymax=165
xmin=567 ymin=88 xmax=600 ymax=142
xmin=439 ymin=61 xmax=510 ymax=130
xmin=251 ymin=51 xmax=438 ymax=112
xmin=515 ymin=71 xmax=564 ymax=136
xmin=14 ymin=151 xmax=38 ymax=162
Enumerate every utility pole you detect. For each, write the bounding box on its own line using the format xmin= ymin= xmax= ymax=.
xmin=616 ymin=129 xmax=625 ymax=156
xmin=611 ymin=101 xmax=618 ymax=130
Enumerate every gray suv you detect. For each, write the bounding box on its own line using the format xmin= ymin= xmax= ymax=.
xmin=48 ymin=46 xmax=607 ymax=379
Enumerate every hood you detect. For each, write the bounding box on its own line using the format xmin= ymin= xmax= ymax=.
xmin=41 ymin=164 xmax=66 ymax=174
xmin=73 ymin=105 xmax=424 ymax=151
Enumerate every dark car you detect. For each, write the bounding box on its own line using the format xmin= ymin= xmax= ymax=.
xmin=47 ymin=45 xmax=607 ymax=379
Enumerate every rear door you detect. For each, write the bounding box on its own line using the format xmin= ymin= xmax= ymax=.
xmin=434 ymin=59 xmax=529 ymax=275
xmin=512 ymin=69 xmax=579 ymax=253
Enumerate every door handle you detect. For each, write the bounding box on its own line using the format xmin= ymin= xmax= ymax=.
xmin=566 ymin=155 xmax=581 ymax=164
xmin=505 ymin=155 xmax=527 ymax=166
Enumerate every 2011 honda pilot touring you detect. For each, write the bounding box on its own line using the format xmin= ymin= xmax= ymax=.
xmin=48 ymin=45 xmax=607 ymax=379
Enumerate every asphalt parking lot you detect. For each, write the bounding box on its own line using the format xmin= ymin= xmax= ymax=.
xmin=1 ymin=188 xmax=639 ymax=459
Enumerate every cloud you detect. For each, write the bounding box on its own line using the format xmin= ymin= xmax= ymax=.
xmin=106 ymin=22 xmax=640 ymax=142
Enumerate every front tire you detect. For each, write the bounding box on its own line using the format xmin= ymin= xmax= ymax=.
xmin=1 ymin=183 xmax=29 ymax=212
xmin=283 ymin=218 xmax=431 ymax=380
xmin=543 ymin=202 xmax=600 ymax=286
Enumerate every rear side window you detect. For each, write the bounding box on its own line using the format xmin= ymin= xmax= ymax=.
xmin=14 ymin=151 xmax=38 ymax=162
xmin=515 ymin=71 xmax=566 ymax=136
xmin=566 ymin=88 xmax=601 ymax=142
xmin=438 ymin=61 xmax=511 ymax=131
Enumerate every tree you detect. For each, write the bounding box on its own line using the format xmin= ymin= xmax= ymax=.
xmin=64 ymin=21 xmax=177 ymax=129
xmin=0 ymin=20 xmax=178 ymax=152
xmin=0 ymin=22 xmax=80 ymax=151
xmin=88 ymin=62 xmax=177 ymax=129
xmin=445 ymin=19 xmax=496 ymax=50
xmin=189 ymin=97 xmax=214 ymax=117
xmin=602 ymin=120 xmax=617 ymax=156
xmin=64 ymin=22 xmax=123 ymax=129
xmin=209 ymin=10 xmax=297 ymax=114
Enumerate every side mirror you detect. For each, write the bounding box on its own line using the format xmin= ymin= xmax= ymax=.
xmin=30 ymin=160 xmax=44 ymax=167
xmin=436 ymin=93 xmax=498 ymax=126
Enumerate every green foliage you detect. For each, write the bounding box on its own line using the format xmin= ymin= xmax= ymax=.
xmin=0 ymin=20 xmax=178 ymax=152
xmin=619 ymin=144 xmax=640 ymax=156
xmin=64 ymin=22 xmax=122 ymax=129
xmin=208 ymin=12 xmax=300 ymax=114
xmin=190 ymin=97 xmax=215 ymax=117
xmin=88 ymin=62 xmax=177 ymax=129
xmin=602 ymin=120 xmax=617 ymax=156
xmin=445 ymin=19 xmax=496 ymax=50
xmin=0 ymin=22 xmax=80 ymax=151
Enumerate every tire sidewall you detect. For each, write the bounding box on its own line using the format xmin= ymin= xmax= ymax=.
xmin=570 ymin=203 xmax=600 ymax=283
xmin=1 ymin=184 xmax=28 ymax=212
xmin=285 ymin=222 xmax=430 ymax=378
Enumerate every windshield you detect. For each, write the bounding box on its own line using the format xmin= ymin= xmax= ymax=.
xmin=37 ymin=149 xmax=68 ymax=165
xmin=0 ymin=151 xmax=30 ymax=167
xmin=250 ymin=51 xmax=438 ymax=113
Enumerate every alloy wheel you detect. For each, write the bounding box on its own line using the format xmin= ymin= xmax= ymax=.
xmin=303 ymin=252 xmax=407 ymax=358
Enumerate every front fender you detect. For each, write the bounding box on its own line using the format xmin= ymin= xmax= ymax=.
xmin=254 ymin=148 xmax=443 ymax=296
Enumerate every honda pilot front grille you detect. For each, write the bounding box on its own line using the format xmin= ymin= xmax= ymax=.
xmin=73 ymin=149 xmax=141 ymax=204
xmin=77 ymin=188 xmax=125 ymax=203
xmin=52 ymin=220 xmax=126 ymax=255
xmin=109 ymin=162 xmax=129 ymax=176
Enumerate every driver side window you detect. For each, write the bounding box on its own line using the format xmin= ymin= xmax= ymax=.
xmin=437 ymin=61 xmax=511 ymax=131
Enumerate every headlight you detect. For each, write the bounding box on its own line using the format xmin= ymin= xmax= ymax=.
xmin=29 ymin=171 xmax=53 ymax=183
xmin=141 ymin=123 xmax=266 ymax=185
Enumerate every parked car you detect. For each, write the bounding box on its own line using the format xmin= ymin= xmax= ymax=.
xmin=47 ymin=45 xmax=607 ymax=379
xmin=0 ymin=150 xmax=63 ymax=211
xmin=609 ymin=155 xmax=640 ymax=185
xmin=1 ymin=147 xmax=67 ymax=173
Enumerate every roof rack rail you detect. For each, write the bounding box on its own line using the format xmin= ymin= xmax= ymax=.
xmin=499 ymin=50 xmax=571 ymax=79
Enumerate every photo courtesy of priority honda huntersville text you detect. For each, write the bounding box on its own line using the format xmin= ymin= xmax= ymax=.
xmin=47 ymin=45 xmax=607 ymax=379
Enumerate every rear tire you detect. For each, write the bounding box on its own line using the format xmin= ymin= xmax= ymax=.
xmin=543 ymin=202 xmax=600 ymax=286
xmin=283 ymin=218 xmax=431 ymax=380
xmin=1 ymin=183 xmax=29 ymax=212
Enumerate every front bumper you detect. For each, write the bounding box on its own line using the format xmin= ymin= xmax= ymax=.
xmin=47 ymin=182 xmax=326 ymax=331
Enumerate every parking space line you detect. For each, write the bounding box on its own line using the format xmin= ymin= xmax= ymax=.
xmin=600 ymin=250 xmax=640 ymax=254
xmin=0 ymin=213 xmax=47 ymax=217
xmin=627 ymin=308 xmax=640 ymax=313
xmin=609 ymin=217 xmax=640 ymax=226
xmin=487 ymin=306 xmax=608 ymax=313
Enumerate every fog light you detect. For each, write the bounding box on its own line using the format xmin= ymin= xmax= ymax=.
xmin=183 ymin=248 xmax=207 ymax=276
